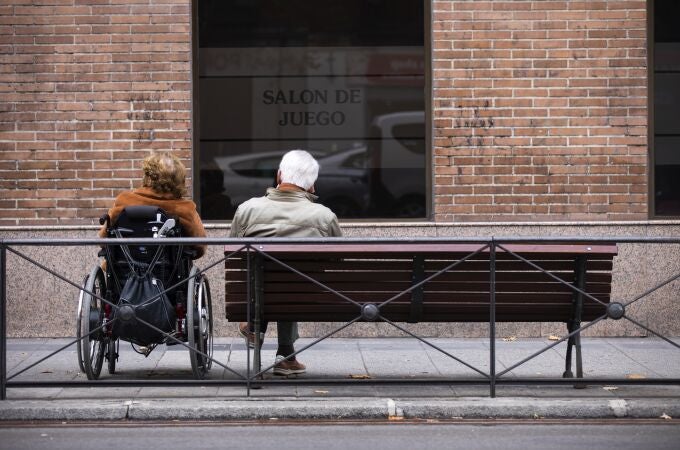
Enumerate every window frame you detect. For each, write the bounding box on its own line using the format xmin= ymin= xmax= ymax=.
xmin=190 ymin=0 xmax=432 ymax=222
xmin=649 ymin=0 xmax=656 ymax=218
xmin=648 ymin=0 xmax=680 ymax=219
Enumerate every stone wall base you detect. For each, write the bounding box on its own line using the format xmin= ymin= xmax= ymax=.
xmin=2 ymin=221 xmax=678 ymax=338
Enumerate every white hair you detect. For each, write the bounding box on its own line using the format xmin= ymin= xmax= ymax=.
xmin=278 ymin=150 xmax=319 ymax=191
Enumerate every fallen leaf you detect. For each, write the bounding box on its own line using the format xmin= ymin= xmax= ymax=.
xmin=661 ymin=413 xmax=672 ymax=420
xmin=602 ymin=386 xmax=619 ymax=391
xmin=502 ymin=336 xmax=517 ymax=342
xmin=548 ymin=335 xmax=560 ymax=341
xmin=348 ymin=374 xmax=372 ymax=379
xmin=627 ymin=374 xmax=646 ymax=379
xmin=40 ymin=370 xmax=53 ymax=374
xmin=388 ymin=416 xmax=404 ymax=421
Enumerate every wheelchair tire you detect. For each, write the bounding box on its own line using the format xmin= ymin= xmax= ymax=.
xmin=77 ymin=266 xmax=107 ymax=380
xmin=76 ymin=274 xmax=89 ymax=374
xmin=107 ymin=338 xmax=118 ymax=375
xmin=187 ymin=266 xmax=213 ymax=379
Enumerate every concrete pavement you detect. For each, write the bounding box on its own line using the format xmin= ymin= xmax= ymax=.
xmin=1 ymin=337 xmax=679 ymax=421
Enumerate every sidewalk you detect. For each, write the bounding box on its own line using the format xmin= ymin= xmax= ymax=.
xmin=1 ymin=337 xmax=679 ymax=421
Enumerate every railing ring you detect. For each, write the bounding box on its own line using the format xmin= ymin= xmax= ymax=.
xmin=607 ymin=302 xmax=626 ymax=320
xmin=361 ymin=303 xmax=380 ymax=321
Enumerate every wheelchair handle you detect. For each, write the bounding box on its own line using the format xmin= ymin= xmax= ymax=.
xmin=154 ymin=218 xmax=176 ymax=238
xmin=99 ymin=213 xmax=111 ymax=228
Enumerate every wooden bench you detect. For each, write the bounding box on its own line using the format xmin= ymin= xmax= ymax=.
xmin=224 ymin=241 xmax=618 ymax=380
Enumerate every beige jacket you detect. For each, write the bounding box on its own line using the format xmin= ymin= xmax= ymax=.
xmin=229 ymin=188 xmax=342 ymax=238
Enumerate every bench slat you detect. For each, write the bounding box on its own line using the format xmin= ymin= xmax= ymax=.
xmin=224 ymin=243 xmax=617 ymax=256
xmin=224 ymin=281 xmax=613 ymax=295
xmin=226 ymin=270 xmax=612 ymax=284
xmin=243 ymin=252 xmax=617 ymax=261
xmin=226 ymin=259 xmax=613 ymax=272
xmin=226 ymin=304 xmax=606 ymax=322
xmin=224 ymin=292 xmax=611 ymax=303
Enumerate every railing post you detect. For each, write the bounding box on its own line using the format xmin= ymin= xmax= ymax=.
xmin=253 ymin=252 xmax=264 ymax=377
xmin=246 ymin=244 xmax=251 ymax=395
xmin=408 ymin=255 xmax=424 ymax=323
xmin=489 ymin=239 xmax=496 ymax=398
xmin=1 ymin=242 xmax=6 ymax=400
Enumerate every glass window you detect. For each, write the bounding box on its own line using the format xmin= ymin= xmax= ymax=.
xmin=653 ymin=0 xmax=680 ymax=216
xmin=196 ymin=0 xmax=426 ymax=220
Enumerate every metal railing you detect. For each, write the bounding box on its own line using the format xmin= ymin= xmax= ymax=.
xmin=1 ymin=236 xmax=679 ymax=399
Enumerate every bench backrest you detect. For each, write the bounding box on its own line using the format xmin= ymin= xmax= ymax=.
xmin=224 ymin=243 xmax=617 ymax=323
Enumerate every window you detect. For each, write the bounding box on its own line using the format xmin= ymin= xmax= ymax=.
xmin=195 ymin=0 xmax=426 ymax=220
xmin=652 ymin=0 xmax=680 ymax=216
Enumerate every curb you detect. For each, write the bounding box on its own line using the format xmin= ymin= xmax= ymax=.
xmin=2 ymin=398 xmax=680 ymax=421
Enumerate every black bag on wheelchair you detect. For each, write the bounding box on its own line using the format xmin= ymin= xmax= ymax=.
xmin=113 ymin=271 xmax=176 ymax=346
xmin=103 ymin=205 xmax=183 ymax=346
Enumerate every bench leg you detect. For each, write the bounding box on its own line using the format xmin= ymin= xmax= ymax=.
xmin=575 ymin=330 xmax=584 ymax=379
xmin=564 ymin=255 xmax=587 ymax=388
xmin=572 ymin=327 xmax=586 ymax=389
xmin=250 ymin=252 xmax=264 ymax=380
xmin=563 ymin=321 xmax=586 ymax=388
xmin=563 ymin=322 xmax=575 ymax=378
xmin=253 ymin=322 xmax=262 ymax=376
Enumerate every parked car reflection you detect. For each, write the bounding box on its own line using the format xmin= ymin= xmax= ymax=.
xmin=201 ymin=111 xmax=426 ymax=219
xmin=368 ymin=111 xmax=426 ymax=218
xmin=207 ymin=148 xmax=370 ymax=218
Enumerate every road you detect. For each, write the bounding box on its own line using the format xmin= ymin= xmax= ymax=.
xmin=0 ymin=420 xmax=679 ymax=450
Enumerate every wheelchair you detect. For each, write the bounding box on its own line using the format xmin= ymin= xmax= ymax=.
xmin=76 ymin=205 xmax=213 ymax=380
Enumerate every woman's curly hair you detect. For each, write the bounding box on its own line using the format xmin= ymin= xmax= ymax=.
xmin=141 ymin=152 xmax=187 ymax=199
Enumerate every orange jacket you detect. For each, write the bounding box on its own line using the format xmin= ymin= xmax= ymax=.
xmin=99 ymin=187 xmax=207 ymax=259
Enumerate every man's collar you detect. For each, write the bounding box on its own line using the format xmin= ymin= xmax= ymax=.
xmin=266 ymin=187 xmax=318 ymax=202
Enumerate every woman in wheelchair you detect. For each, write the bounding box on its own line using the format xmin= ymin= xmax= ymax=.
xmin=78 ymin=152 xmax=213 ymax=381
xmin=98 ymin=151 xmax=207 ymax=258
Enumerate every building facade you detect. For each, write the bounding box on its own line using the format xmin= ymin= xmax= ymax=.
xmin=1 ymin=1 xmax=679 ymax=338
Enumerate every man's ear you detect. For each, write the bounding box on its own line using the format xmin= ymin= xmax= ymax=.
xmin=276 ymin=170 xmax=281 ymax=186
xmin=308 ymin=184 xmax=315 ymax=194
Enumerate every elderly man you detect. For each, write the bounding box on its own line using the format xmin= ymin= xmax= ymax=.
xmin=230 ymin=149 xmax=342 ymax=375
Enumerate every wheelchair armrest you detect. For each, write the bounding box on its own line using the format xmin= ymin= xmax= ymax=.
xmin=110 ymin=227 xmax=134 ymax=236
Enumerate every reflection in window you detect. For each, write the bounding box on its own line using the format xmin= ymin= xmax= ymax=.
xmin=654 ymin=1 xmax=680 ymax=216
xmin=196 ymin=0 xmax=425 ymax=220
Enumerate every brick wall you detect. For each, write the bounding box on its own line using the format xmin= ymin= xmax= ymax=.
xmin=1 ymin=1 xmax=649 ymax=225
xmin=432 ymin=0 xmax=648 ymax=221
xmin=0 ymin=0 xmax=193 ymax=226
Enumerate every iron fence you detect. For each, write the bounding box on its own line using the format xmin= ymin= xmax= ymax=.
xmin=1 ymin=236 xmax=679 ymax=399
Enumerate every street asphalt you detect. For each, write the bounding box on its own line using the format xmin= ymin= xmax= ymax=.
xmin=1 ymin=336 xmax=679 ymax=421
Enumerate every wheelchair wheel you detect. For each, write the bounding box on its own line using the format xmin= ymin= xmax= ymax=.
xmin=76 ymin=266 xmax=107 ymax=380
xmin=75 ymin=274 xmax=89 ymax=374
xmin=187 ymin=266 xmax=213 ymax=379
xmin=107 ymin=338 xmax=118 ymax=375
